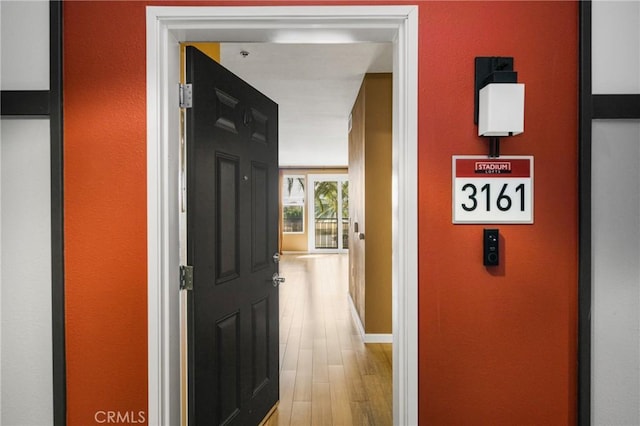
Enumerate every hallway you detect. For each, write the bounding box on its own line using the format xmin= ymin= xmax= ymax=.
xmin=264 ymin=254 xmax=392 ymax=426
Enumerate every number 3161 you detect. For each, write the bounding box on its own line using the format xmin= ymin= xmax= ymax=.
xmin=461 ymin=183 xmax=525 ymax=212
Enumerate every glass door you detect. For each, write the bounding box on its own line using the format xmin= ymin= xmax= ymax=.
xmin=308 ymin=175 xmax=349 ymax=252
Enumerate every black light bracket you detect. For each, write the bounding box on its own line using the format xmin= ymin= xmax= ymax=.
xmin=488 ymin=137 xmax=500 ymax=158
xmin=474 ymin=56 xmax=517 ymax=125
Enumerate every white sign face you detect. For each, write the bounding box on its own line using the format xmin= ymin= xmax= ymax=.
xmin=453 ymin=156 xmax=534 ymax=224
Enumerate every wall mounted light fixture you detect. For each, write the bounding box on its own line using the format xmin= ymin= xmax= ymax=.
xmin=474 ymin=57 xmax=525 ymax=157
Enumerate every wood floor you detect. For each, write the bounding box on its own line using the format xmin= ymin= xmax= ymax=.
xmin=264 ymin=253 xmax=392 ymax=426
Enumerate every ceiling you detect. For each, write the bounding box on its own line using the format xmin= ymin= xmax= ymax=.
xmin=220 ymin=43 xmax=392 ymax=167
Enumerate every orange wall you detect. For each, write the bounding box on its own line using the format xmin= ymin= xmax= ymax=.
xmin=63 ymin=1 xmax=577 ymax=425
xmin=419 ymin=2 xmax=578 ymax=424
xmin=64 ymin=3 xmax=147 ymax=425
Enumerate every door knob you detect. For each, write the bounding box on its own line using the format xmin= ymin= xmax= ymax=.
xmin=271 ymin=272 xmax=285 ymax=287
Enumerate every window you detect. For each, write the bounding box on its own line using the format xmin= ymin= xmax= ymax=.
xmin=282 ymin=175 xmax=305 ymax=233
xmin=308 ymin=174 xmax=349 ymax=251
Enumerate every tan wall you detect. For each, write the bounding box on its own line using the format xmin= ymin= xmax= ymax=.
xmin=348 ymin=74 xmax=392 ymax=335
xmin=363 ymin=74 xmax=392 ymax=334
xmin=280 ymin=168 xmax=348 ymax=252
xmin=348 ymin=84 xmax=366 ymax=328
xmin=281 ymin=228 xmax=308 ymax=252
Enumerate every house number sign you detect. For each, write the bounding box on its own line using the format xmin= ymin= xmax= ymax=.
xmin=452 ymin=155 xmax=534 ymax=224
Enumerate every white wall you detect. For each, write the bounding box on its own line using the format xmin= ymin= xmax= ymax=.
xmin=592 ymin=120 xmax=640 ymax=425
xmin=0 ymin=1 xmax=53 ymax=425
xmin=1 ymin=119 xmax=53 ymax=426
xmin=591 ymin=1 xmax=640 ymax=424
xmin=0 ymin=0 xmax=50 ymax=90
xmin=592 ymin=0 xmax=640 ymax=94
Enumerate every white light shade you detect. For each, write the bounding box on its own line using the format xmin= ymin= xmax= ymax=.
xmin=478 ymin=83 xmax=525 ymax=137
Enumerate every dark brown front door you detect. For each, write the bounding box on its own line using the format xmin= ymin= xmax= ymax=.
xmin=185 ymin=46 xmax=280 ymax=426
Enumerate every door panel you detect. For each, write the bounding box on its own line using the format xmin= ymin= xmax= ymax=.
xmin=216 ymin=313 xmax=241 ymax=424
xmin=186 ymin=46 xmax=279 ymax=426
xmin=252 ymin=162 xmax=270 ymax=271
xmin=217 ymin=155 xmax=240 ymax=283
xmin=251 ymin=298 xmax=269 ymax=393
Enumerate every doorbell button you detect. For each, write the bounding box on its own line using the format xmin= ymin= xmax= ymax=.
xmin=483 ymin=228 xmax=499 ymax=266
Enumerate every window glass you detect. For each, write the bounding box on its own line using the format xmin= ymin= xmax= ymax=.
xmin=282 ymin=175 xmax=305 ymax=233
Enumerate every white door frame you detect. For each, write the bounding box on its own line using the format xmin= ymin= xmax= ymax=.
xmin=146 ymin=6 xmax=418 ymax=425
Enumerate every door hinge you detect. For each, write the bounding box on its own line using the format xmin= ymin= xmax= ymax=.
xmin=179 ymin=83 xmax=193 ymax=108
xmin=180 ymin=265 xmax=194 ymax=290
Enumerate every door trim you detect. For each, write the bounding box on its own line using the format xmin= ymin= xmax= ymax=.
xmin=146 ymin=6 xmax=418 ymax=425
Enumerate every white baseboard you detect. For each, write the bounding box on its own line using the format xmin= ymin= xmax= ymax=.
xmin=348 ymin=294 xmax=393 ymax=344
xmin=363 ymin=333 xmax=393 ymax=343
xmin=348 ymin=295 xmax=366 ymax=339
